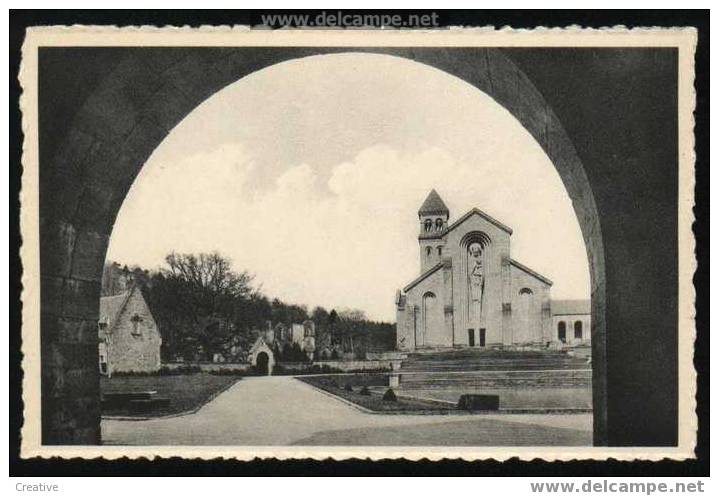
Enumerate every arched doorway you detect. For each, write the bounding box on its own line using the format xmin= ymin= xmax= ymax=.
xmin=256 ymin=352 xmax=270 ymax=376
xmin=36 ymin=47 xmax=610 ymax=445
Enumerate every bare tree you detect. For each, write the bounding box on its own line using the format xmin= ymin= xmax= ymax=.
xmin=163 ymin=252 xmax=255 ymax=319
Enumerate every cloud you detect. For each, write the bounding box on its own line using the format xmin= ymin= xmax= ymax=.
xmin=108 ymin=142 xmax=589 ymax=321
xmin=108 ymin=53 xmax=590 ymax=321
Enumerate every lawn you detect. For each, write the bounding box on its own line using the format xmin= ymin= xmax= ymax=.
xmin=407 ymin=387 xmax=592 ymax=410
xmin=101 ymin=373 xmax=240 ymax=418
xmin=297 ymin=375 xmax=455 ymax=413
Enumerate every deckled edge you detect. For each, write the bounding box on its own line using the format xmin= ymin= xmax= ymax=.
xmin=17 ymin=25 xmax=699 ymax=462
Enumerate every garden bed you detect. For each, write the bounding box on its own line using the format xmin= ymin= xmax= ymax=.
xmin=101 ymin=373 xmax=240 ymax=418
xmin=297 ymin=374 xmax=455 ymax=413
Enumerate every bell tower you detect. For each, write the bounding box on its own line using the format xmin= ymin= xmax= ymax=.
xmin=418 ymin=189 xmax=449 ymax=272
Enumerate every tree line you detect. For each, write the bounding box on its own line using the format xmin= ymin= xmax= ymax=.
xmin=102 ymin=252 xmax=395 ymax=362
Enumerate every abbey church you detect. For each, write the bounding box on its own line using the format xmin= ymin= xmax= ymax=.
xmin=395 ymin=190 xmax=591 ymax=350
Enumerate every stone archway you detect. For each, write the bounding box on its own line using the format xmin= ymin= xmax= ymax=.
xmin=255 ymin=352 xmax=270 ymax=376
xmin=39 ymin=47 xmax=608 ymax=446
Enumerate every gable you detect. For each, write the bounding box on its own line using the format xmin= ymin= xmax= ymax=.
xmin=249 ymin=336 xmax=273 ymax=356
xmin=99 ymin=286 xmax=159 ymax=338
xmin=124 ymin=288 xmax=158 ymax=330
xmin=446 ymin=208 xmax=513 ymax=236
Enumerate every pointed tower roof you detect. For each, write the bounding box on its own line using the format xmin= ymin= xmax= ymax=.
xmin=418 ymin=189 xmax=449 ymax=217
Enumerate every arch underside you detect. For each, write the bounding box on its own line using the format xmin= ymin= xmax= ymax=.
xmin=38 ymin=47 xmax=607 ymax=445
xmin=460 ymin=231 xmax=492 ymax=250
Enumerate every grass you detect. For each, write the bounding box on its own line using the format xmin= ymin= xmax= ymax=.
xmin=101 ymin=373 xmax=240 ymax=418
xmin=297 ymin=375 xmax=455 ymax=413
xmin=408 ymin=387 xmax=592 ymax=410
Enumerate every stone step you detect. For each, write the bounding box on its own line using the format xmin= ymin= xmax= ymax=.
xmin=401 ymin=362 xmax=587 ymax=370
xmin=400 ymin=349 xmax=590 ymax=373
xmin=396 ymin=370 xmax=591 ymax=389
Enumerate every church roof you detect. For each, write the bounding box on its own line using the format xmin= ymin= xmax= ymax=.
xmin=551 ymin=299 xmax=591 ymax=316
xmin=418 ymin=189 xmax=450 ymax=216
xmin=447 ymin=208 xmax=513 ymax=235
xmin=403 ymin=262 xmax=444 ymax=292
xmin=510 ymin=258 xmax=553 ymax=286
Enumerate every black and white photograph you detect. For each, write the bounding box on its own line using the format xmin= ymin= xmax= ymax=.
xmin=11 ymin=14 xmax=704 ymax=470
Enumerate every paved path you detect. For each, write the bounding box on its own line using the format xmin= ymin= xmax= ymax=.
xmin=102 ymin=376 xmax=592 ymax=446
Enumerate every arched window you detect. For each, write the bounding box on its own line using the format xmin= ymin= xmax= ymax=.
xmin=437 ymin=246 xmax=442 ymax=257
xmin=574 ymin=320 xmax=583 ymax=339
xmin=435 ymin=218 xmax=443 ymax=231
xmin=420 ymin=292 xmax=437 ymax=348
xmin=426 ymin=246 xmax=432 ymax=257
xmin=424 ymin=219 xmax=432 ymax=232
xmin=557 ymin=321 xmax=566 ymax=343
xmin=519 ymin=287 xmax=533 ymax=295
xmin=130 ymin=313 xmax=143 ymax=336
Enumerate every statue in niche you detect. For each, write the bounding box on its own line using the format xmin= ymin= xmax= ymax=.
xmin=468 ymin=242 xmax=485 ymax=322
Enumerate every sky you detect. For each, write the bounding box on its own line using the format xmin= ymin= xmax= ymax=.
xmin=106 ymin=53 xmax=590 ymax=322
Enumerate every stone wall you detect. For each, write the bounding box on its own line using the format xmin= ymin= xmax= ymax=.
xmin=163 ymin=362 xmax=251 ymax=372
xmin=365 ymin=351 xmax=407 ymax=361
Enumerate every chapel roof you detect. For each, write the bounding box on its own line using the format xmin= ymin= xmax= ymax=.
xmin=248 ymin=336 xmax=273 ymax=356
xmin=418 ymin=189 xmax=450 ymax=217
xmin=551 ymin=299 xmax=591 ymax=316
xmin=98 ymin=288 xmax=134 ymax=335
xmin=403 ymin=262 xmax=444 ymax=293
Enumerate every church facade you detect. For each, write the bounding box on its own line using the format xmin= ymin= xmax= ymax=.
xmin=396 ymin=190 xmax=580 ymax=351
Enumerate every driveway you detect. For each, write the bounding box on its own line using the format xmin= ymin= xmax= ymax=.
xmin=102 ymin=376 xmax=592 ymax=446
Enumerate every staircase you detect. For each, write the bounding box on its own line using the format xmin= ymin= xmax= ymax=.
xmin=401 ymin=348 xmax=590 ymax=372
xmin=398 ymin=348 xmax=591 ymax=390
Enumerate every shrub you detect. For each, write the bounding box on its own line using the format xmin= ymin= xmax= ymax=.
xmin=208 ymin=368 xmax=248 ymax=376
xmin=382 ymin=388 xmax=397 ymax=402
xmin=359 ymin=386 xmax=371 ymax=396
xmin=344 ymin=383 xmax=353 ymax=392
xmin=160 ymin=365 xmax=201 ymax=375
xmin=457 ymin=394 xmax=500 ymax=411
xmin=112 ymin=365 xmax=202 ymax=377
